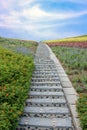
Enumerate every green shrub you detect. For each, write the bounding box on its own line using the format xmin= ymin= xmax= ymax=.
xmin=0 ymin=46 xmax=35 ymax=130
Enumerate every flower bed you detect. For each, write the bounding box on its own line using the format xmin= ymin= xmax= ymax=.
xmin=46 ymin=41 xmax=87 ymax=48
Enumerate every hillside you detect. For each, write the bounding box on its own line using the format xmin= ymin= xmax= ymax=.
xmin=45 ymin=35 xmax=87 ymax=48
xmin=0 ymin=37 xmax=38 ymax=55
xmin=0 ymin=37 xmax=38 ymax=130
xmin=45 ymin=35 xmax=87 ymax=43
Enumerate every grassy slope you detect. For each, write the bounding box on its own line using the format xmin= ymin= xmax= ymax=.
xmin=45 ymin=35 xmax=87 ymax=43
xmin=48 ymin=35 xmax=87 ymax=130
xmin=0 ymin=37 xmax=38 ymax=54
xmin=0 ymin=37 xmax=38 ymax=130
xmin=52 ymin=46 xmax=87 ymax=130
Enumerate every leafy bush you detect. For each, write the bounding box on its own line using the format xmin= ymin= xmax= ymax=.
xmin=0 ymin=46 xmax=35 ymax=130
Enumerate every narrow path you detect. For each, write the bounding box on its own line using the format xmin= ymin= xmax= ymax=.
xmin=17 ymin=43 xmax=75 ymax=130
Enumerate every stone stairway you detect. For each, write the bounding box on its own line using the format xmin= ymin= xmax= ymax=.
xmin=17 ymin=43 xmax=75 ymax=130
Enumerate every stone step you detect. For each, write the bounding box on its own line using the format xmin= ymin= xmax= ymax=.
xmin=32 ymin=74 xmax=59 ymax=78
xmin=30 ymin=91 xmax=64 ymax=96
xmin=30 ymin=89 xmax=62 ymax=92
xmin=34 ymin=63 xmax=55 ymax=66
xmin=35 ymin=68 xmax=57 ymax=71
xmin=18 ymin=117 xmax=73 ymax=129
xmin=31 ymin=85 xmax=62 ymax=89
xmin=31 ymin=81 xmax=61 ymax=86
xmin=33 ymin=73 xmax=58 ymax=76
xmin=35 ymin=61 xmax=54 ymax=63
xmin=35 ymin=65 xmax=56 ymax=68
xmin=30 ymin=86 xmax=62 ymax=92
xmin=35 ymin=63 xmax=56 ymax=65
xmin=35 ymin=66 xmax=56 ymax=68
xmin=26 ymin=98 xmax=67 ymax=107
xmin=29 ymin=95 xmax=64 ymax=99
xmin=24 ymin=107 xmax=69 ymax=115
xmin=32 ymin=77 xmax=59 ymax=80
xmin=31 ymin=83 xmax=61 ymax=87
xmin=33 ymin=70 xmax=58 ymax=73
xmin=29 ymin=91 xmax=64 ymax=99
xmin=35 ymin=59 xmax=53 ymax=61
xmin=23 ymin=107 xmax=70 ymax=118
xmin=31 ymin=78 xmax=60 ymax=82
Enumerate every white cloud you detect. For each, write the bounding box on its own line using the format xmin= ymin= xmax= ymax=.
xmin=22 ymin=4 xmax=48 ymax=20
xmin=20 ymin=5 xmax=87 ymax=21
xmin=0 ymin=0 xmax=87 ymax=40
xmin=0 ymin=4 xmax=87 ymax=31
xmin=1 ymin=2 xmax=87 ymax=26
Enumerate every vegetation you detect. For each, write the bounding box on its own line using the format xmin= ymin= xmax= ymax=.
xmin=45 ymin=35 xmax=87 ymax=48
xmin=45 ymin=35 xmax=87 ymax=43
xmin=0 ymin=37 xmax=38 ymax=55
xmin=51 ymin=46 xmax=87 ymax=130
xmin=0 ymin=37 xmax=37 ymax=130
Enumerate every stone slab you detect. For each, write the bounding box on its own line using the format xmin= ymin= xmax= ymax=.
xmin=30 ymin=91 xmax=64 ymax=96
xmin=19 ymin=117 xmax=72 ymax=128
xmin=59 ymin=77 xmax=70 ymax=82
xmin=61 ymin=81 xmax=73 ymax=88
xmin=65 ymin=95 xmax=78 ymax=105
xmin=63 ymin=88 xmax=77 ymax=95
xmin=73 ymin=117 xmax=82 ymax=130
xmin=69 ymin=105 xmax=78 ymax=118
xmin=26 ymin=98 xmax=66 ymax=104
xmin=31 ymin=85 xmax=62 ymax=89
xmin=24 ymin=107 xmax=69 ymax=114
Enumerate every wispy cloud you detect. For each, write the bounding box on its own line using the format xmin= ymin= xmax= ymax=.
xmin=0 ymin=5 xmax=87 ymax=29
xmin=18 ymin=5 xmax=87 ymax=21
xmin=0 ymin=0 xmax=87 ymax=40
xmin=1 ymin=4 xmax=87 ymax=23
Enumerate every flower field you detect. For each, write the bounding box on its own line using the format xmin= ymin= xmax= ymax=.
xmin=51 ymin=44 xmax=87 ymax=130
xmin=0 ymin=37 xmax=37 ymax=130
xmin=45 ymin=35 xmax=87 ymax=48
xmin=46 ymin=41 xmax=87 ymax=48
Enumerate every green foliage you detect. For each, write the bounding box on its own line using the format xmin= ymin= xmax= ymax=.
xmin=0 ymin=46 xmax=35 ymax=130
xmin=0 ymin=37 xmax=38 ymax=55
xmin=52 ymin=47 xmax=87 ymax=71
xmin=52 ymin=46 xmax=87 ymax=129
xmin=52 ymin=47 xmax=87 ymax=92
xmin=77 ymin=94 xmax=87 ymax=130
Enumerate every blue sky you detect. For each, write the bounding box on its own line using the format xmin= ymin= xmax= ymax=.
xmin=0 ymin=0 xmax=87 ymax=41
